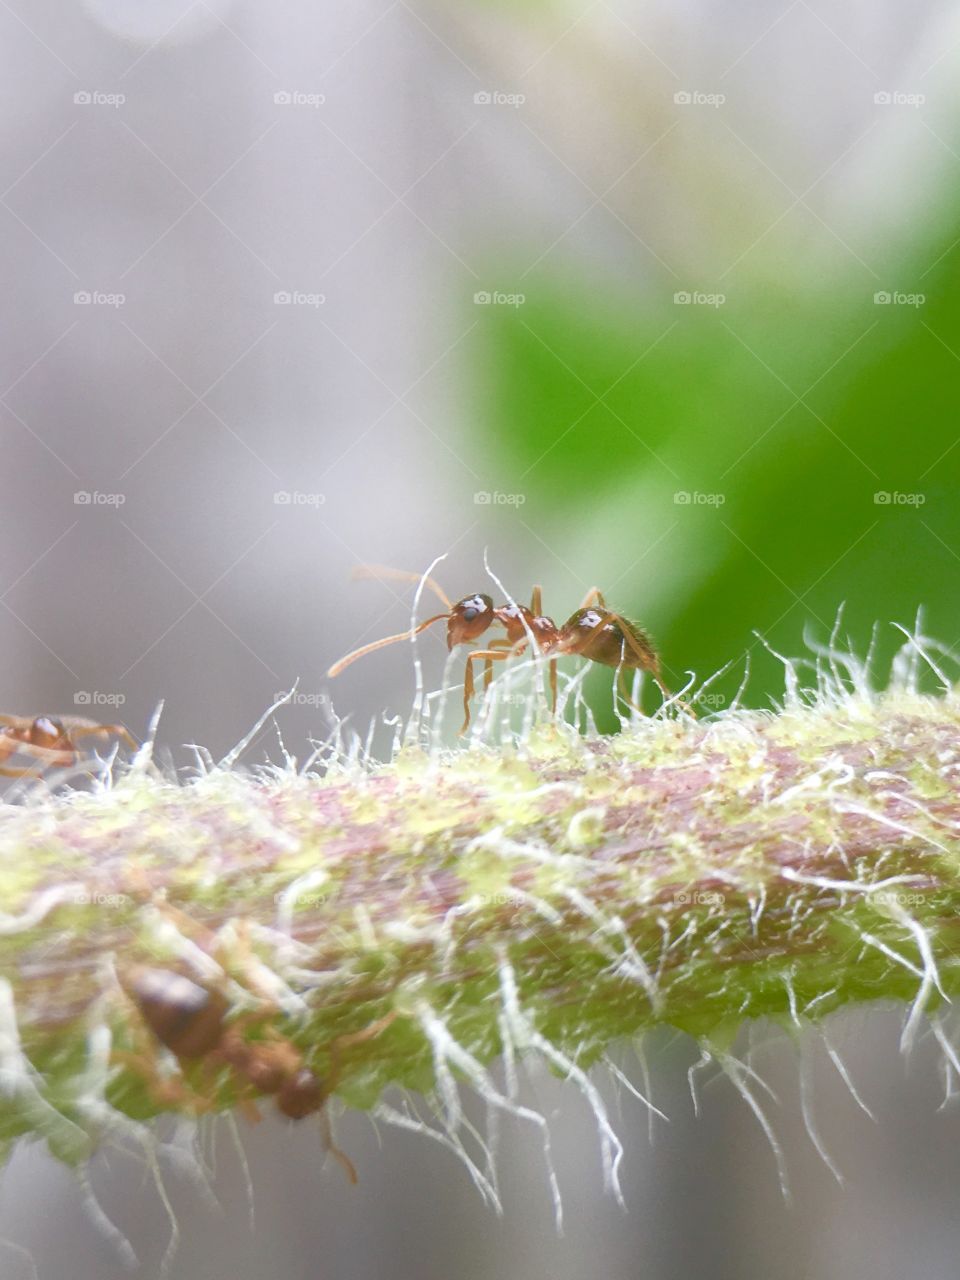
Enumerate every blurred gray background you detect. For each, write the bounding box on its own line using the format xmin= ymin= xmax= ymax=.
xmin=3 ymin=1 xmax=960 ymax=1276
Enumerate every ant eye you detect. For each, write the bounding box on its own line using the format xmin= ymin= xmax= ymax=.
xmin=462 ymin=607 xmax=478 ymax=622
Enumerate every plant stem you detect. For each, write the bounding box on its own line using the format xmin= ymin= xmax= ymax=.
xmin=2 ymin=688 xmax=960 ymax=1173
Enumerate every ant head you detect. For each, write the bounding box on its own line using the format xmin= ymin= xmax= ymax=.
xmin=447 ymin=593 xmax=495 ymax=649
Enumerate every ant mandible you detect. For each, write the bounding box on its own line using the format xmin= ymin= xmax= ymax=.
xmin=326 ymin=564 xmax=688 ymax=732
xmin=0 ymin=714 xmax=136 ymax=778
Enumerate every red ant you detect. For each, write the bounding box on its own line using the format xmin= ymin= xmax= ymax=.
xmin=326 ymin=565 xmax=688 ymax=732
xmin=119 ymin=964 xmax=397 ymax=1183
xmin=0 ymin=714 xmax=136 ymax=778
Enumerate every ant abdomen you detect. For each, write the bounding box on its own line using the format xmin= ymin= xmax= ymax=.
xmin=124 ymin=966 xmax=228 ymax=1059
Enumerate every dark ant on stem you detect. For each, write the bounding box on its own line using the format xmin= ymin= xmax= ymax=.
xmin=0 ymin=714 xmax=136 ymax=778
xmin=326 ymin=564 xmax=692 ymax=732
xmin=119 ymin=965 xmax=397 ymax=1184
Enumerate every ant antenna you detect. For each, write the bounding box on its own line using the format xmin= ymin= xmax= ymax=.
xmin=351 ymin=563 xmax=452 ymax=610
xmin=326 ymin=556 xmax=451 ymax=679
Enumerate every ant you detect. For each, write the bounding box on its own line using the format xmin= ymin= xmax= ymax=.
xmin=119 ymin=965 xmax=396 ymax=1183
xmin=0 ymin=714 xmax=136 ymax=778
xmin=326 ymin=564 xmax=688 ymax=732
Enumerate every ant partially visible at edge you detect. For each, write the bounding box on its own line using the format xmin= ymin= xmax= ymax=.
xmin=326 ymin=564 xmax=694 ymax=732
xmin=0 ymin=714 xmax=137 ymax=778
xmin=118 ymin=964 xmax=397 ymax=1184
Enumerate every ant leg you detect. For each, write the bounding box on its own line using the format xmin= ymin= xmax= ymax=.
xmin=604 ymin=622 xmax=695 ymax=718
xmin=67 ymin=723 xmax=138 ymax=751
xmin=530 ymin=585 xmax=543 ymax=614
xmin=579 ymin=587 xmax=607 ymax=609
xmin=616 ymin=667 xmax=646 ymax=717
xmin=318 ymin=1105 xmax=358 ymax=1184
xmin=483 ymin=638 xmax=515 ymax=691
xmin=317 ymin=1011 xmax=399 ymax=1184
xmin=603 ymin=612 xmax=696 ymax=717
xmin=549 ymin=658 xmax=558 ymax=714
xmin=461 ymin=649 xmax=511 ymax=734
xmin=0 ymin=741 xmax=75 ymax=768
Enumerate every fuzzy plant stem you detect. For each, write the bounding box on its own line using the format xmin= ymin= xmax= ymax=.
xmin=3 ymin=685 xmax=960 ymax=1201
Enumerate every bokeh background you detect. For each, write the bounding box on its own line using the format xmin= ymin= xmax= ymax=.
xmin=2 ymin=0 xmax=960 ymax=1276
